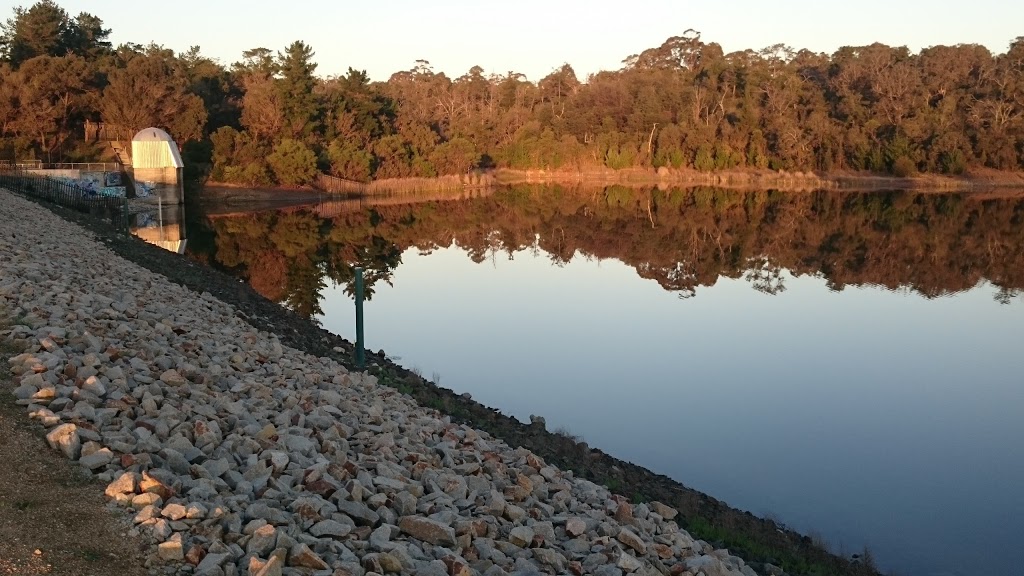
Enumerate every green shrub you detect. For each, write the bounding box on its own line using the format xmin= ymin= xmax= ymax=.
xmin=267 ymin=139 xmax=318 ymax=186
xmin=891 ymin=156 xmax=917 ymax=177
xmin=327 ymin=140 xmax=373 ymax=182
xmin=694 ymin=144 xmax=715 ymax=171
xmin=223 ymin=162 xmax=273 ymax=186
xmin=940 ymin=149 xmax=967 ymax=175
xmin=714 ymin=143 xmax=736 ymax=169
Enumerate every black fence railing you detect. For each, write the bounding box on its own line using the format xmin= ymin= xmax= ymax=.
xmin=0 ymin=168 xmax=130 ymax=233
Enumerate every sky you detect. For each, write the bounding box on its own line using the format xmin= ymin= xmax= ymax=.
xmin=11 ymin=0 xmax=1023 ymax=82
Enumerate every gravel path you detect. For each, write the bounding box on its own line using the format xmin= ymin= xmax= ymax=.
xmin=1 ymin=188 xmax=758 ymax=576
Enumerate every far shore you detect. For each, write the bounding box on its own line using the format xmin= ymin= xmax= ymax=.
xmin=495 ymin=166 xmax=1024 ymax=192
xmin=197 ymin=167 xmax=1024 ymax=203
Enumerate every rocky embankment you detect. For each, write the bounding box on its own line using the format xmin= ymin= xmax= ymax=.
xmin=1 ymin=191 xmax=762 ymax=575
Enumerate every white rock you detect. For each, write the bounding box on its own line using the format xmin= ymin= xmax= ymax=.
xmin=617 ymin=552 xmax=643 ymax=572
xmin=79 ymin=448 xmax=113 ymax=470
xmin=45 ymin=423 xmax=80 ymax=460
xmin=161 ymin=503 xmax=187 ymax=521
xmin=157 ymin=539 xmax=184 ymax=561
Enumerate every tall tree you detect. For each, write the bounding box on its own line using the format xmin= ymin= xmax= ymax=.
xmin=0 ymin=63 xmax=18 ymax=139
xmin=0 ymin=1 xmax=109 ymax=67
xmin=233 ymin=47 xmax=277 ymax=79
xmin=101 ymin=51 xmax=207 ymax=142
xmin=1 ymin=0 xmax=70 ymax=66
xmin=240 ymin=74 xmax=284 ymax=139
xmin=9 ymin=54 xmax=92 ymax=160
xmin=64 ymin=11 xmax=110 ymax=60
xmin=236 ymin=46 xmax=284 ymax=139
xmin=277 ymin=40 xmax=319 ymax=139
xmin=180 ymin=45 xmax=240 ymax=132
xmin=538 ymin=63 xmax=580 ymax=121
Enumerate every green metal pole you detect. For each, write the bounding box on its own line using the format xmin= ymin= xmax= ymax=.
xmin=122 ymin=199 xmax=130 ymax=236
xmin=354 ymin=267 xmax=365 ymax=369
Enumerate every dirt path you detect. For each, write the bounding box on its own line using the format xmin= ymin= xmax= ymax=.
xmin=0 ymin=318 xmax=149 ymax=576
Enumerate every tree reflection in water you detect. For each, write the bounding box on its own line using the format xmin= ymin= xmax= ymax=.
xmin=188 ymin=186 xmax=1024 ymax=317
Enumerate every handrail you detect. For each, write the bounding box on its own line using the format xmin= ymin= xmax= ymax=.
xmin=0 ymin=160 xmax=42 ymax=169
xmin=45 ymin=162 xmax=123 ymax=171
xmin=0 ymin=161 xmax=122 ymax=171
xmin=83 ymin=120 xmax=134 ymax=143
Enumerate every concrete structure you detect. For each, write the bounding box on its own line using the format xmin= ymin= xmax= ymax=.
xmin=130 ymin=127 xmax=184 ymax=204
xmin=19 ymin=166 xmax=128 ymax=198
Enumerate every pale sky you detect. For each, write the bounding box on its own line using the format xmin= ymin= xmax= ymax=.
xmin=15 ymin=0 xmax=1023 ymax=81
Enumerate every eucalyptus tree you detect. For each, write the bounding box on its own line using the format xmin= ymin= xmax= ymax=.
xmin=971 ymin=38 xmax=1024 ymax=169
xmin=915 ymin=44 xmax=989 ymax=172
xmin=318 ymin=68 xmax=392 ymax=181
xmin=538 ymin=63 xmax=581 ymax=122
xmin=380 ymin=60 xmax=454 ymax=176
xmin=448 ymin=65 xmax=495 ymax=143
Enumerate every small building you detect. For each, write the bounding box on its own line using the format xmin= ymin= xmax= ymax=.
xmin=130 ymin=127 xmax=184 ymax=204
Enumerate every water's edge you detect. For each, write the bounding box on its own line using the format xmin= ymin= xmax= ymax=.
xmin=202 ymin=167 xmax=1024 ymax=199
xmin=22 ymin=193 xmax=880 ymax=576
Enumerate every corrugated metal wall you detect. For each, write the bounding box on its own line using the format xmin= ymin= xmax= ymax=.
xmin=131 ymin=141 xmax=184 ymax=169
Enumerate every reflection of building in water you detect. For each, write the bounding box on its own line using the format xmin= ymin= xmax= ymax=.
xmin=131 ymin=200 xmax=187 ymax=254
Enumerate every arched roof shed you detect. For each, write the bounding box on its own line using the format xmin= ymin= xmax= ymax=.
xmin=131 ymin=127 xmax=184 ymax=169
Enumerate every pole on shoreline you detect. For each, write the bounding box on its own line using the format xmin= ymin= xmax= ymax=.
xmin=354 ymin=267 xmax=365 ymax=369
xmin=122 ymin=198 xmax=130 ymax=235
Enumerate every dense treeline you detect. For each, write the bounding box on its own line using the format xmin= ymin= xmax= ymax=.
xmin=190 ymin=187 xmax=1024 ymax=317
xmin=2 ymin=1 xmax=1023 ymax=185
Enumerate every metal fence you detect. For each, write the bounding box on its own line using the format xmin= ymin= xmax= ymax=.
xmin=314 ymin=172 xmax=368 ymax=195
xmin=0 ymin=168 xmax=130 ymax=233
xmin=47 ymin=162 xmax=123 ymax=171
xmin=0 ymin=160 xmax=121 ymax=171
xmin=0 ymin=160 xmax=42 ymax=170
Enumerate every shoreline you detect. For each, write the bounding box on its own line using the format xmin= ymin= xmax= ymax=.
xmin=2 ymin=188 xmax=880 ymax=576
xmin=200 ymin=167 xmax=1024 ymax=202
xmin=494 ymin=167 xmax=1024 ymax=192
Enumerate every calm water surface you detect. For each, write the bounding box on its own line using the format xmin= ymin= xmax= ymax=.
xmin=190 ymin=186 xmax=1024 ymax=576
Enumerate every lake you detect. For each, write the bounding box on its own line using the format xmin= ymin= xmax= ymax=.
xmin=186 ymin=185 xmax=1024 ymax=576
